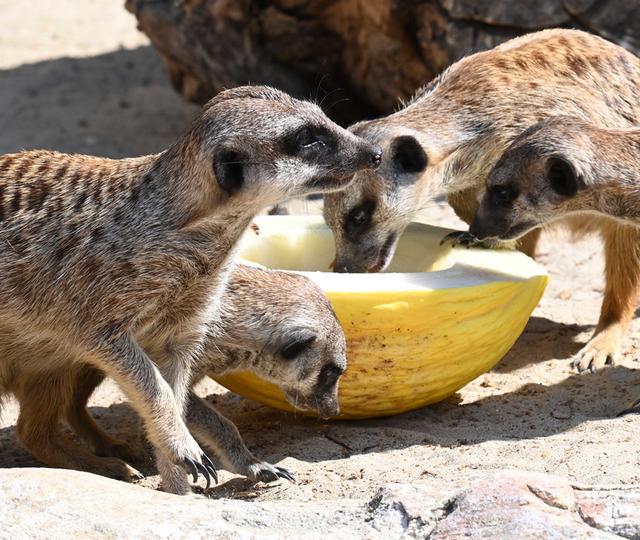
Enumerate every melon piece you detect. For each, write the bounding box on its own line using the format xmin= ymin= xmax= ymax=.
xmin=215 ymin=215 xmax=547 ymax=419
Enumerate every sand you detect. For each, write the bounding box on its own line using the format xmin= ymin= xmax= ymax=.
xmin=0 ymin=0 xmax=638 ymax=504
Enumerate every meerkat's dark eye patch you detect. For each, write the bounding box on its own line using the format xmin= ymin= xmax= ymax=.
xmin=281 ymin=335 xmax=316 ymax=360
xmin=547 ymin=157 xmax=578 ymax=197
xmin=295 ymin=127 xmax=320 ymax=148
xmin=213 ymin=148 xmax=246 ymax=194
xmin=316 ymin=363 xmax=345 ymax=391
xmin=391 ymin=135 xmax=428 ymax=175
xmin=344 ymin=198 xmax=376 ymax=241
xmin=489 ymin=185 xmax=519 ymax=206
xmin=282 ymin=126 xmax=336 ymax=157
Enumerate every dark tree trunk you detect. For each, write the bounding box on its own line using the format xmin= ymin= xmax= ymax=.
xmin=126 ymin=0 xmax=640 ymax=125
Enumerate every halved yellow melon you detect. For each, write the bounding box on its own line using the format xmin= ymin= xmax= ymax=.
xmin=215 ymin=215 xmax=547 ymax=419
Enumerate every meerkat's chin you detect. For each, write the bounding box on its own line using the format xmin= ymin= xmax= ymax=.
xmin=283 ymin=390 xmax=337 ymax=417
xmin=501 ymin=221 xmax=538 ymax=240
xmin=304 ymin=174 xmax=354 ymax=193
xmin=367 ymin=233 xmax=398 ymax=272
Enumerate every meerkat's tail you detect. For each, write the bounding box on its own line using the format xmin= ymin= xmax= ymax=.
xmin=616 ymin=398 xmax=640 ymax=417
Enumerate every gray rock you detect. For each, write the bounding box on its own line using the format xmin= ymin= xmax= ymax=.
xmin=1 ymin=469 xmax=639 ymax=539
xmin=431 ymin=471 xmax=620 ymax=539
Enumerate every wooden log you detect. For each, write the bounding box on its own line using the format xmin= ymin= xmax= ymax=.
xmin=126 ymin=0 xmax=640 ymax=125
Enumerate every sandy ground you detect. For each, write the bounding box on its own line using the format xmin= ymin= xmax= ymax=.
xmin=1 ymin=0 xmax=639 ymax=505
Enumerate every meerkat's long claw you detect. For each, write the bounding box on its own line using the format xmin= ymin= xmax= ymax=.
xmin=616 ymin=398 xmax=640 ymax=417
xmin=184 ymin=457 xmax=199 ymax=484
xmin=276 ymin=467 xmax=295 ymax=482
xmin=195 ymin=461 xmax=211 ymax=490
xmin=202 ymin=453 xmax=218 ymax=485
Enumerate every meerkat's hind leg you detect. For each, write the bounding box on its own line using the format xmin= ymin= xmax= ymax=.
xmin=64 ymin=364 xmax=143 ymax=463
xmin=187 ymin=393 xmax=294 ymax=484
xmin=15 ymin=371 xmax=143 ymax=481
xmin=572 ymin=224 xmax=639 ymax=373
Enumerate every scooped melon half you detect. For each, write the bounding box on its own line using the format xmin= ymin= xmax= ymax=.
xmin=215 ymin=215 xmax=547 ymax=419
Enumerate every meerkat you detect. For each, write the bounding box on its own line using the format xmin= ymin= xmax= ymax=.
xmin=323 ymin=29 xmax=640 ymax=373
xmin=470 ymin=116 xmax=640 ymax=242
xmin=15 ymin=264 xmax=347 ymax=490
xmin=469 ymin=116 xmax=640 ymax=375
xmin=0 ymin=85 xmax=381 ymax=493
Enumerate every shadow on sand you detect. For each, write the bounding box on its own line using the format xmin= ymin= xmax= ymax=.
xmin=2 ymin=315 xmax=637 ymax=482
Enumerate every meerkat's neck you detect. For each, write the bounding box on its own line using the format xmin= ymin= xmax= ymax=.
xmin=152 ymin=137 xmax=256 ymax=252
xmin=581 ymin=128 xmax=640 ymax=223
xmin=194 ymin=340 xmax=264 ymax=380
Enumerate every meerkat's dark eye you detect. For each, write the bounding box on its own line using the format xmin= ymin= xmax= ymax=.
xmin=547 ymin=157 xmax=578 ymax=197
xmin=391 ymin=135 xmax=428 ymax=175
xmin=490 ymin=185 xmax=518 ymax=205
xmin=295 ymin=127 xmax=320 ymax=149
xmin=283 ymin=126 xmax=330 ymax=156
xmin=344 ymin=199 xmax=376 ymax=241
xmin=213 ymin=148 xmax=245 ymax=194
xmin=281 ymin=335 xmax=316 ymax=360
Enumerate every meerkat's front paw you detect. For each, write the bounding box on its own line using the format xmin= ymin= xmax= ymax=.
xmin=182 ymin=453 xmax=218 ymax=489
xmin=246 ymin=462 xmax=295 ymax=483
xmin=571 ymin=331 xmax=620 ymax=373
xmin=165 ymin=432 xmax=218 ymax=489
xmin=440 ymin=231 xmax=498 ymax=249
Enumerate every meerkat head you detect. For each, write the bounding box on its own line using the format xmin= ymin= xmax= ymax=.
xmin=219 ymin=266 xmax=347 ymax=418
xmin=179 ymin=86 xmax=382 ymax=214
xmin=470 ymin=117 xmax=591 ymax=241
xmin=323 ymin=119 xmax=435 ymax=273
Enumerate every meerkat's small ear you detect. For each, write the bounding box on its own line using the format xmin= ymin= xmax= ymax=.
xmin=213 ymin=148 xmax=247 ymax=194
xmin=547 ymin=157 xmax=580 ymax=197
xmin=390 ymin=135 xmax=428 ymax=176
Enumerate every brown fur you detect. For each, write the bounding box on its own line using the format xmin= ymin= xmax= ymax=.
xmin=15 ymin=264 xmax=346 ymax=488
xmin=472 ymin=117 xmax=640 ymax=371
xmin=0 ymin=85 xmax=379 ymax=493
xmin=323 ymin=29 xmax=640 ymax=372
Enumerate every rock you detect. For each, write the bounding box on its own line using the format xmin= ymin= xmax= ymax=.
xmin=1 ymin=469 xmax=638 ymax=539
xmin=575 ymin=485 xmax=640 ymax=539
xmin=366 ymin=481 xmax=457 ymax=538
xmin=0 ymin=468 xmax=369 ymax=540
xmin=126 ymin=0 xmax=640 ymax=126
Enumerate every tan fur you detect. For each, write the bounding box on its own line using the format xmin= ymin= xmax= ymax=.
xmin=0 ymin=85 xmax=379 ymax=493
xmin=473 ymin=117 xmax=640 ymax=371
xmin=323 ymin=29 xmax=640 ymax=371
xmin=14 ymin=265 xmax=346 ymax=487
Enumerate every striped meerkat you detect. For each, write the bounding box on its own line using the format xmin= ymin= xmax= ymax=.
xmin=0 ymin=85 xmax=381 ymax=494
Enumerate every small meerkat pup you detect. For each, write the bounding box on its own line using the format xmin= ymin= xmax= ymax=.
xmin=17 ymin=264 xmax=347 ymax=488
xmin=323 ymin=29 xmax=640 ymax=373
xmin=470 ymin=116 xmax=640 ymax=376
xmin=0 ymin=85 xmax=381 ymax=493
